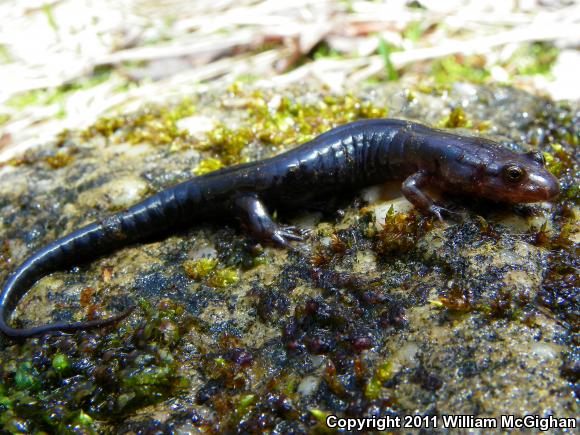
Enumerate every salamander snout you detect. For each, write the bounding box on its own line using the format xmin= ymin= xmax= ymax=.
xmin=529 ymin=170 xmax=560 ymax=201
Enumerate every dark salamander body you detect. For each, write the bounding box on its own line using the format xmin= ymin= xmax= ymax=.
xmin=0 ymin=119 xmax=559 ymax=338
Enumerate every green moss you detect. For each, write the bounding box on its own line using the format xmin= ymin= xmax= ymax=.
xmin=249 ymin=254 xmax=267 ymax=268
xmin=440 ymin=107 xmax=472 ymax=129
xmin=193 ymin=89 xmax=389 ymax=169
xmin=81 ymin=99 xmax=195 ymax=148
xmin=207 ymin=268 xmax=240 ymax=288
xmin=564 ymin=183 xmax=578 ymax=203
xmin=544 ymin=143 xmax=577 ymax=203
xmin=199 ymin=124 xmax=253 ymax=165
xmin=236 ymin=393 xmax=256 ymax=413
xmin=67 ymin=410 xmax=95 ymax=434
xmin=545 ymin=143 xmax=571 ymax=177
xmin=364 ymin=360 xmax=393 ymax=400
xmin=214 ymin=357 xmax=227 ymax=367
xmin=183 ymin=258 xmax=239 ymax=288
xmin=0 ymin=300 xmax=192 ymax=433
xmin=193 ymin=157 xmax=225 ymax=175
xmin=51 ymin=354 xmax=70 ymax=374
xmin=14 ymin=363 xmax=41 ymax=391
xmin=373 ymin=206 xmax=433 ymax=255
xmin=183 ymin=258 xmax=218 ymax=279
xmin=310 ymin=408 xmax=330 ymax=423
xmin=429 ymin=43 xmax=557 ymax=86
xmin=474 ymin=120 xmax=492 ymax=132
xmin=364 ymin=377 xmax=382 ymax=400
xmin=431 ymin=55 xmax=490 ymax=84
xmin=525 ymin=103 xmax=578 ymax=205
xmin=77 ymin=86 xmax=388 ymax=177
xmin=415 ymin=81 xmax=452 ymax=96
xmin=405 ymin=89 xmax=417 ymax=103
xmin=0 ymin=148 xmax=76 ymax=170
xmin=310 ymin=409 xmax=336 ymax=434
xmin=6 ymin=72 xmax=112 ymax=111
xmin=512 ymin=42 xmax=559 ymax=76
xmin=375 ymin=360 xmax=393 ymax=381
xmin=439 ymin=108 xmax=488 ymax=131
xmin=44 ymin=151 xmax=75 ymax=169
xmin=121 ymin=365 xmax=172 ymax=388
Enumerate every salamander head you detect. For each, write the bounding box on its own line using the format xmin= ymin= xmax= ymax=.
xmin=453 ymin=145 xmax=560 ymax=203
xmin=478 ymin=150 xmax=559 ymax=203
xmin=434 ymin=134 xmax=560 ymax=204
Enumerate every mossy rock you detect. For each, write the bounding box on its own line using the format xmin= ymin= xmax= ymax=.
xmin=0 ymin=82 xmax=577 ymax=433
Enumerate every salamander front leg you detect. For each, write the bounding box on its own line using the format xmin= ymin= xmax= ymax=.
xmin=234 ymin=194 xmax=304 ymax=249
xmin=401 ymin=172 xmax=455 ymax=221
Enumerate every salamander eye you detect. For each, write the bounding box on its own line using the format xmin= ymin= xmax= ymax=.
xmin=503 ymin=165 xmax=525 ymax=183
xmin=528 ymin=151 xmax=545 ymax=165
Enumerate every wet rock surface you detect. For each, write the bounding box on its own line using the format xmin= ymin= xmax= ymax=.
xmin=0 ymin=83 xmax=578 ymax=433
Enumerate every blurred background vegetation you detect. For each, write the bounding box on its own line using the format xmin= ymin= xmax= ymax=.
xmin=0 ymin=0 xmax=578 ymax=159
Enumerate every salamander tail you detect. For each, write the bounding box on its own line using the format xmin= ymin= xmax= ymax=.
xmin=0 ymin=306 xmax=135 ymax=339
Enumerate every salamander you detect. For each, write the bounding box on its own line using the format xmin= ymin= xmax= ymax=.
xmin=0 ymin=118 xmax=559 ymax=338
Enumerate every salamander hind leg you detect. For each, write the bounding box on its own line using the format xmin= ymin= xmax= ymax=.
xmin=234 ymin=194 xmax=304 ymax=249
xmin=401 ymin=172 xmax=458 ymax=221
